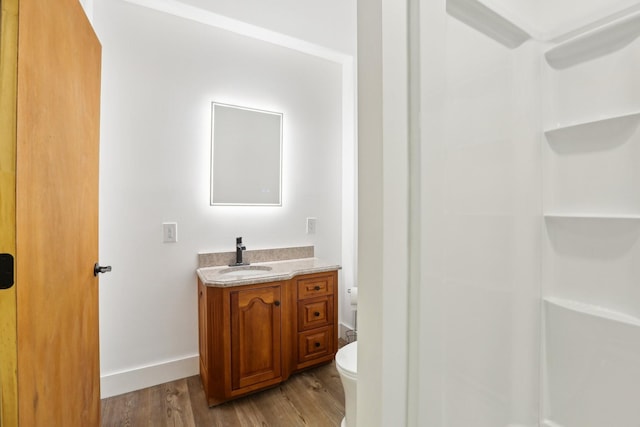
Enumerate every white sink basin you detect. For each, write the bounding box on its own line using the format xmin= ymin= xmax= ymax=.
xmin=218 ymin=265 xmax=273 ymax=278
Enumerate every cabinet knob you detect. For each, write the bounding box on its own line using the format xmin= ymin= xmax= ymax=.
xmin=314 ymin=285 xmax=321 ymax=291
xmin=315 ymin=342 xmax=321 ymax=348
xmin=314 ymin=311 xmax=321 ymax=317
xmin=274 ymin=300 xmax=281 ymax=307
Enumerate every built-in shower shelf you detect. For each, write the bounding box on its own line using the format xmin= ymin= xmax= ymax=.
xmin=544 ymin=213 xmax=640 ymax=220
xmin=545 ymin=297 xmax=640 ymax=328
xmin=544 ymin=111 xmax=640 ymax=141
xmin=446 ymin=0 xmax=530 ymax=49
xmin=545 ymin=11 xmax=640 ymax=69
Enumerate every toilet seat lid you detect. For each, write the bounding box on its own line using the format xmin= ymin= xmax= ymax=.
xmin=336 ymin=341 xmax=357 ymax=375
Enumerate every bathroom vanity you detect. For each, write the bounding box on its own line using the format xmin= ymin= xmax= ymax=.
xmin=196 ymin=255 xmax=340 ymax=406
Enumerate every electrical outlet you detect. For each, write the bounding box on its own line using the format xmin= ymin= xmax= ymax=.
xmin=163 ymin=222 xmax=178 ymax=243
xmin=306 ymin=217 xmax=317 ymax=235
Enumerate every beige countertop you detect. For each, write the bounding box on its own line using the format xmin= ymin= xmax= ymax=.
xmin=197 ymin=257 xmax=341 ymax=287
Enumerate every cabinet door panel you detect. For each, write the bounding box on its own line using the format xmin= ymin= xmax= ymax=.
xmin=231 ymin=285 xmax=282 ymax=390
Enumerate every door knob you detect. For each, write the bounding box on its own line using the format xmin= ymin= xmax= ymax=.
xmin=94 ymin=263 xmax=112 ymax=276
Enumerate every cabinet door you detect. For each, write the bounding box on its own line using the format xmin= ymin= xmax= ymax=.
xmin=230 ymin=284 xmax=282 ymax=390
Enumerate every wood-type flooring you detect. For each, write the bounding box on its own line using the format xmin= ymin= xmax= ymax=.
xmin=101 ymin=361 xmax=345 ymax=427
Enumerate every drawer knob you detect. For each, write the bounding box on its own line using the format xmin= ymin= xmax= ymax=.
xmin=315 ymin=342 xmax=321 ymax=348
xmin=314 ymin=311 xmax=321 ymax=317
xmin=314 ymin=285 xmax=321 ymax=291
xmin=274 ymin=300 xmax=281 ymax=307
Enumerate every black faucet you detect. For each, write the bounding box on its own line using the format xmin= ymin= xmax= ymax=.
xmin=231 ymin=237 xmax=248 ymax=266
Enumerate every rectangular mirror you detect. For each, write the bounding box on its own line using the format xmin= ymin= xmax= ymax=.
xmin=211 ymin=102 xmax=283 ymax=206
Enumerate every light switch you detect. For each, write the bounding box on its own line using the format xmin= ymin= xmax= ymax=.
xmin=306 ymin=217 xmax=317 ymax=235
xmin=163 ymin=222 xmax=178 ymax=243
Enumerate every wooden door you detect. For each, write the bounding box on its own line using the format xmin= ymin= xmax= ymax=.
xmin=0 ymin=0 xmax=20 ymax=425
xmin=0 ymin=0 xmax=102 ymax=424
xmin=230 ymin=284 xmax=282 ymax=390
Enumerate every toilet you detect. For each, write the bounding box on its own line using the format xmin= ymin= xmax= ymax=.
xmin=335 ymin=341 xmax=357 ymax=427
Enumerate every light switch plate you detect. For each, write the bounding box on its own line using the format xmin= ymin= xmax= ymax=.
xmin=306 ymin=217 xmax=317 ymax=234
xmin=163 ymin=222 xmax=178 ymax=243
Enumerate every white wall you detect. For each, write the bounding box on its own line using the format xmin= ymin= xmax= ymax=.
xmin=176 ymin=0 xmax=357 ymax=56
xmin=94 ymin=0 xmax=345 ymax=397
xmin=356 ymin=0 xmax=410 ymax=425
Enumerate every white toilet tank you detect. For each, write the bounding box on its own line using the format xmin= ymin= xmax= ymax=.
xmin=335 ymin=341 xmax=357 ymax=427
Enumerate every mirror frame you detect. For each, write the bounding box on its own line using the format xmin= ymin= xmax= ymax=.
xmin=210 ymin=102 xmax=283 ymax=206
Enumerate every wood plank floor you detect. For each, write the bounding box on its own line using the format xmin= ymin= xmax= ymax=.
xmin=101 ymin=362 xmax=345 ymax=427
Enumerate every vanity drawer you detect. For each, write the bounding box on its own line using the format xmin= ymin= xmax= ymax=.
xmin=297 ymin=274 xmax=334 ymax=300
xmin=298 ymin=326 xmax=334 ymax=365
xmin=298 ymin=296 xmax=333 ymax=331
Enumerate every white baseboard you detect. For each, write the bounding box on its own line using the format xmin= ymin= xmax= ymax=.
xmin=100 ymin=354 xmax=199 ymax=399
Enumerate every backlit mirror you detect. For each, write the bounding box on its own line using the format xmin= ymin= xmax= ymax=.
xmin=210 ymin=103 xmax=283 ymax=206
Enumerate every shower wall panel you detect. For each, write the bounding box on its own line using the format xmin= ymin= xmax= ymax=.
xmin=417 ymin=1 xmax=541 ymax=425
xmin=541 ymin=12 xmax=640 ymax=427
xmin=415 ymin=1 xmax=640 ymax=426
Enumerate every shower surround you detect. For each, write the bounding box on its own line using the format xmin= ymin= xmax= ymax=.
xmin=413 ymin=0 xmax=640 ymax=426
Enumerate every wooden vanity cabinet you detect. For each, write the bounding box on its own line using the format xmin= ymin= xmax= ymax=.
xmin=198 ymin=270 xmax=338 ymax=406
